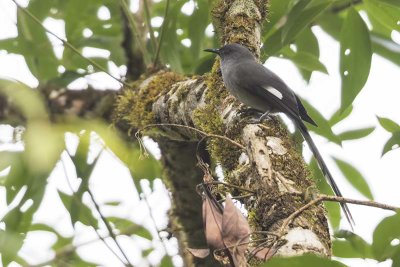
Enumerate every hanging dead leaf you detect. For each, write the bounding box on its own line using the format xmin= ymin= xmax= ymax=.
xmin=187 ymin=248 xmax=210 ymax=258
xmin=222 ymin=195 xmax=251 ymax=266
xmin=202 ymin=188 xmax=224 ymax=249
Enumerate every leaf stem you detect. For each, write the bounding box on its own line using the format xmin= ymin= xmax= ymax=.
xmin=88 ymin=188 xmax=134 ymax=267
xmin=153 ymin=0 xmax=171 ymax=66
xmin=143 ymin=0 xmax=157 ymax=52
xmin=119 ymin=0 xmax=151 ymax=65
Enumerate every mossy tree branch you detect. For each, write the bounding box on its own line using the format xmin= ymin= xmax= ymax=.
xmin=114 ymin=1 xmax=331 ymax=264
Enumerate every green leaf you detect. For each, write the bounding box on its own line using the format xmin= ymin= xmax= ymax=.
xmin=282 ymin=50 xmax=328 ymax=74
xmin=333 ymin=157 xmax=373 ymax=199
xmin=188 ymin=1 xmax=209 ymax=64
xmin=377 ymin=116 xmax=400 ymax=133
xmin=0 ymin=230 xmax=24 ymax=267
xmin=159 ymin=1 xmax=186 ymax=72
xmin=310 ymin=159 xmax=341 ymax=229
xmin=260 ymin=254 xmax=347 ymax=267
xmin=0 ymin=80 xmax=47 ymax=120
xmin=58 ymin=190 xmax=98 ymax=227
xmin=160 ymin=255 xmax=174 ymax=267
xmin=16 ymin=8 xmax=59 ymax=83
xmin=382 ymin=132 xmax=400 ymax=156
xmin=193 ymin=54 xmax=215 ymax=75
xmin=262 ymin=0 xmax=291 ymax=37
xmin=0 ymin=151 xmax=21 ymax=171
xmin=329 ymin=105 xmax=353 ymax=126
xmin=333 ymin=230 xmax=373 ymax=259
xmin=295 ymin=27 xmax=320 ymax=81
xmin=365 ymin=0 xmax=400 ymax=32
xmin=300 ymin=98 xmax=342 ymax=145
xmin=104 ymin=201 xmax=121 ymax=206
xmin=339 ymin=8 xmax=372 ymax=112
xmin=372 ymin=212 xmax=400 ymax=261
xmin=263 ymin=27 xmax=286 ymax=56
xmin=282 ymin=0 xmax=332 ymax=44
xmin=338 ymin=127 xmax=375 ymax=141
xmin=375 ymin=0 xmax=400 ymax=7
xmin=372 ymin=34 xmax=400 ymax=68
xmin=29 ymin=223 xmax=60 ymax=235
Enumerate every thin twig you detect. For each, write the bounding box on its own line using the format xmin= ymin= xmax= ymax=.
xmin=279 ymin=194 xmax=400 ymax=235
xmin=320 ymin=194 xmax=399 ymax=211
xmin=141 ymin=191 xmax=170 ymax=256
xmin=153 ymin=0 xmax=170 ymax=66
xmin=60 ymin=156 xmax=128 ymax=266
xmin=143 ymin=0 xmax=157 ymax=52
xmin=87 ymin=188 xmax=134 ymax=267
xmin=138 ymin=123 xmax=245 ymax=150
xmin=11 ymin=0 xmax=131 ymax=88
xmin=27 ymin=224 xmax=142 ymax=267
xmin=119 ymin=0 xmax=151 ymax=64
xmin=208 ymin=181 xmax=255 ymax=193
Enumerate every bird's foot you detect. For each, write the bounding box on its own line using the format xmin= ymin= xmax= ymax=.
xmin=237 ymin=107 xmax=263 ymax=120
xmin=247 ymin=112 xmax=279 ymax=125
xmin=235 ymin=108 xmax=278 ymax=124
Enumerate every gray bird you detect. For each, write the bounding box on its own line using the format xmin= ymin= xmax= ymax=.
xmin=205 ymin=43 xmax=353 ymax=226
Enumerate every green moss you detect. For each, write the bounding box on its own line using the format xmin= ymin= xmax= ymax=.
xmin=113 ymin=71 xmax=185 ymax=130
xmin=192 ymin=61 xmax=243 ymax=169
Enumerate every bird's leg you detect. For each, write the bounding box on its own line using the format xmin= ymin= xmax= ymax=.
xmin=247 ymin=110 xmax=279 ymax=124
xmin=237 ymin=106 xmax=264 ymax=118
xmin=236 ymin=107 xmax=277 ymax=124
xmin=259 ymin=111 xmax=271 ymax=122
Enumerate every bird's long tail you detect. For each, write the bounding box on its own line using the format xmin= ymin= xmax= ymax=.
xmin=296 ymin=120 xmax=354 ymax=227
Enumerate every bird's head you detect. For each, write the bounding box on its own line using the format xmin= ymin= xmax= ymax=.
xmin=204 ymin=43 xmax=255 ymax=61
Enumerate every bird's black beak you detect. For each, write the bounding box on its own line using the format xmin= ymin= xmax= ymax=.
xmin=204 ymin=48 xmax=220 ymax=54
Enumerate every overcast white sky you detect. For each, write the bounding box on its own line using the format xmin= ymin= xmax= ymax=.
xmin=1 ymin=0 xmax=400 ymax=266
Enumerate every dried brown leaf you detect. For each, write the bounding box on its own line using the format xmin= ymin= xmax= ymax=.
xmin=222 ymin=195 xmax=251 ymax=266
xmin=203 ymin=193 xmax=224 ymax=249
xmin=187 ymin=248 xmax=210 ymax=258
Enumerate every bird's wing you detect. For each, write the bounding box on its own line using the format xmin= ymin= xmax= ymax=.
xmin=237 ymin=63 xmax=316 ymax=125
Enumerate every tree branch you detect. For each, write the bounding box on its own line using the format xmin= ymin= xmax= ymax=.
xmin=0 ymin=88 xmax=116 ymax=126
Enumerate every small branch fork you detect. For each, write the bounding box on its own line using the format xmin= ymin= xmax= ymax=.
xmin=279 ymin=194 xmax=399 ymax=234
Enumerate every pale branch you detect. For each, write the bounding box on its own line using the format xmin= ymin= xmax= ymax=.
xmin=321 ymin=195 xmax=399 ymax=211
xmin=138 ymin=123 xmax=246 ymax=150
xmin=280 ymin=194 xmax=399 ymax=235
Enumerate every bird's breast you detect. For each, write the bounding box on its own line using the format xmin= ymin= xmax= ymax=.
xmin=221 ymin=63 xmax=271 ymax=113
